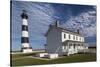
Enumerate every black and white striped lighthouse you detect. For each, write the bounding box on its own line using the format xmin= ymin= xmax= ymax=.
xmin=21 ymin=10 xmax=32 ymax=53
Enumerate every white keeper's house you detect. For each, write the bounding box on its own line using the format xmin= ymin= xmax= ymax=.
xmin=45 ymin=21 xmax=88 ymax=56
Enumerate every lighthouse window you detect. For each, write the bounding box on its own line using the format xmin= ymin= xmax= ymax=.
xmin=64 ymin=34 xmax=66 ymax=38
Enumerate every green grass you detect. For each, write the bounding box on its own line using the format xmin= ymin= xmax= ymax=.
xmin=11 ymin=53 xmax=96 ymax=66
xmin=11 ymin=52 xmax=45 ymax=58
xmin=11 ymin=53 xmax=36 ymax=58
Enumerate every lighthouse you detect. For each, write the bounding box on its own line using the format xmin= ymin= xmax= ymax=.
xmin=21 ymin=10 xmax=32 ymax=53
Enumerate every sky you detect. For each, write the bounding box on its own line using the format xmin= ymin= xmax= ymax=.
xmin=11 ymin=1 xmax=96 ymax=51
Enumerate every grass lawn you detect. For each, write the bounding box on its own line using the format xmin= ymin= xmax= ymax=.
xmin=11 ymin=53 xmax=96 ymax=66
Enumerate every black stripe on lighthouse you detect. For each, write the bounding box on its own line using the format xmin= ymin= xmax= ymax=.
xmin=21 ymin=37 xmax=29 ymax=43
xmin=22 ymin=25 xmax=28 ymax=31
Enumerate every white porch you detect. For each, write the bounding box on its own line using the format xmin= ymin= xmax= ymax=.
xmin=62 ymin=40 xmax=86 ymax=55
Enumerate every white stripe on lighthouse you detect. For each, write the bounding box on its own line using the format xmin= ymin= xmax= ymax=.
xmin=22 ymin=19 xmax=28 ymax=26
xmin=22 ymin=43 xmax=30 ymax=47
xmin=22 ymin=31 xmax=29 ymax=37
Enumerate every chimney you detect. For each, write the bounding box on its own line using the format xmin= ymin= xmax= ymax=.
xmin=55 ymin=20 xmax=59 ymax=27
xmin=77 ymin=29 xmax=80 ymax=34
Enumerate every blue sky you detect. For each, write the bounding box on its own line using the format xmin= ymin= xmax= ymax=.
xmin=11 ymin=1 xmax=96 ymax=51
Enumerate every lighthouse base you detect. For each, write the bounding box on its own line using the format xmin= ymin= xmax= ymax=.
xmin=21 ymin=47 xmax=33 ymax=53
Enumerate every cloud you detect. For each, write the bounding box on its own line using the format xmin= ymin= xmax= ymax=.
xmin=62 ymin=9 xmax=96 ymax=37
xmin=12 ymin=1 xmax=57 ymax=50
xmin=12 ymin=1 xmax=56 ymax=35
xmin=11 ymin=1 xmax=96 ymax=50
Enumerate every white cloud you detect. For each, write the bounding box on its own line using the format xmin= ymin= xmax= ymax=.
xmin=12 ymin=1 xmax=56 ymax=45
xmin=62 ymin=10 xmax=96 ymax=37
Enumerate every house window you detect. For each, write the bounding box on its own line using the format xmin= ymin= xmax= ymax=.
xmin=69 ymin=35 xmax=70 ymax=39
xmin=81 ymin=44 xmax=83 ymax=46
xmin=69 ymin=44 xmax=71 ymax=49
xmin=64 ymin=46 xmax=66 ymax=49
xmin=62 ymin=46 xmax=64 ymax=50
xmin=64 ymin=34 xmax=66 ymax=38
xmin=73 ymin=35 xmax=75 ymax=40
xmin=62 ymin=45 xmax=66 ymax=50
xmin=74 ymin=44 xmax=75 ymax=49
xmin=76 ymin=36 xmax=78 ymax=40
xmin=80 ymin=37 xmax=81 ymax=41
